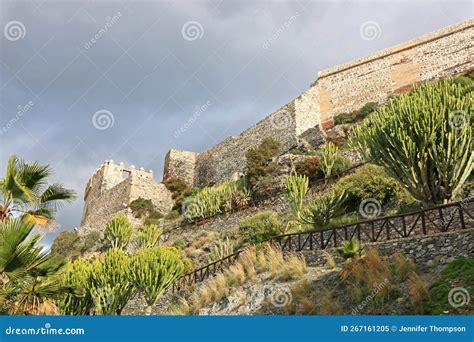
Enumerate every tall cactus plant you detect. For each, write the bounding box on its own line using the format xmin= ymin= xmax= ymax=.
xmin=320 ymin=142 xmax=339 ymax=177
xmin=104 ymin=215 xmax=133 ymax=249
xmin=352 ymin=79 xmax=473 ymax=205
xmin=130 ymin=247 xmax=185 ymax=315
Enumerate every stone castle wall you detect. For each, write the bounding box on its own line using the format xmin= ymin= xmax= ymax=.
xmin=163 ymin=19 xmax=473 ymax=186
xmin=81 ymin=19 xmax=473 ymax=233
xmin=315 ymin=20 xmax=473 ymax=129
xmin=80 ymin=160 xmax=173 ymax=235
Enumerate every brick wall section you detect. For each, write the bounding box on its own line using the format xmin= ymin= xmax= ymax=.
xmin=314 ymin=20 xmax=474 ymax=129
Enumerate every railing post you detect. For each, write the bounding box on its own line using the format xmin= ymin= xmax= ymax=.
xmin=309 ymin=232 xmax=313 ymax=250
xmin=402 ymin=216 xmax=407 ymax=237
xmin=320 ymin=230 xmax=324 ymax=249
xmin=458 ymin=203 xmax=466 ymax=230
xmin=333 ymin=228 xmax=337 ymax=247
xmin=421 ymin=211 xmax=426 ymax=234
xmin=371 ymin=221 xmax=375 ymax=241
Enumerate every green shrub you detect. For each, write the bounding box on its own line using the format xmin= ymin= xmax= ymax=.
xmin=452 ymin=75 xmax=473 ymax=88
xmin=245 ymin=138 xmax=282 ymax=197
xmin=104 ymin=215 xmax=133 ymax=250
xmin=51 ymin=231 xmax=83 ymax=260
xmin=129 ymin=197 xmax=163 ymax=225
xmin=163 ymin=177 xmax=192 ymax=212
xmin=172 ymin=237 xmax=186 ymax=250
xmin=353 ymin=79 xmax=473 ymax=205
xmin=333 ymin=164 xmax=413 ymax=212
xmin=294 ymin=157 xmax=324 ymax=180
xmin=164 ymin=210 xmax=181 ymax=221
xmin=334 ymin=113 xmax=357 ymax=125
xmin=423 ymin=258 xmax=474 ymax=314
xmin=238 ymin=211 xmax=284 ymax=244
xmin=358 ymin=101 xmax=379 ymax=119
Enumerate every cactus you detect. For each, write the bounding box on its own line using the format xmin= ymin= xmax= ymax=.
xmin=284 ymin=170 xmax=309 ymax=222
xmin=320 ymin=142 xmax=339 ymax=177
xmin=352 ymin=79 xmax=473 ymax=205
xmin=59 ymin=259 xmax=94 ymax=315
xmin=134 ymin=223 xmax=162 ymax=250
xmin=130 ymin=247 xmax=185 ymax=314
xmin=104 ymin=215 xmax=133 ymax=249
xmin=60 ymin=248 xmax=135 ymax=315
xmin=89 ymin=248 xmax=135 ymax=315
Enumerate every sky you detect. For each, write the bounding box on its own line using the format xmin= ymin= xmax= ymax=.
xmin=0 ymin=0 xmax=472 ymax=248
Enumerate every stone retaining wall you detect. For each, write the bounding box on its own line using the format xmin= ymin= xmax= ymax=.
xmin=302 ymin=227 xmax=474 ymax=271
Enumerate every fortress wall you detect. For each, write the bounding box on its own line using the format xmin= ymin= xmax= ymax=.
xmin=80 ymin=161 xmax=173 ymax=235
xmin=313 ymin=20 xmax=474 ymax=129
xmin=80 ymin=177 xmax=133 ymax=235
xmin=193 ymin=100 xmax=299 ymax=187
xmin=163 ymin=149 xmax=197 ymax=187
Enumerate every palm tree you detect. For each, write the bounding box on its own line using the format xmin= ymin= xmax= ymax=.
xmin=0 ymin=218 xmax=71 ymax=315
xmin=0 ymin=155 xmax=76 ymax=229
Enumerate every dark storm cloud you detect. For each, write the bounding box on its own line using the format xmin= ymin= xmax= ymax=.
xmin=0 ymin=0 xmax=471 ymax=247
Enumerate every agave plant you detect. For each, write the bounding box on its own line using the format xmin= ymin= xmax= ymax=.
xmin=284 ymin=170 xmax=309 ymax=222
xmin=300 ymin=190 xmax=347 ymax=229
xmin=0 ymin=155 xmax=76 ymax=229
xmin=0 ymin=218 xmax=70 ymax=315
xmin=352 ymin=79 xmax=473 ymax=205
xmin=336 ymin=240 xmax=364 ymax=261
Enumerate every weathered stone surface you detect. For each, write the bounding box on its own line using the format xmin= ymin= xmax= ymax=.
xmin=163 ymin=149 xmax=197 ymax=187
xmin=315 ymin=20 xmax=473 ymax=128
xmin=80 ymin=160 xmax=173 ymax=235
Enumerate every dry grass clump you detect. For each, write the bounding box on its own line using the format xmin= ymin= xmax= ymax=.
xmin=406 ymin=273 xmax=428 ymax=312
xmin=392 ymin=252 xmax=416 ymax=281
xmin=341 ymin=248 xmax=393 ymax=307
xmin=177 ymin=243 xmax=308 ymax=314
xmin=278 ymin=254 xmax=308 ymax=281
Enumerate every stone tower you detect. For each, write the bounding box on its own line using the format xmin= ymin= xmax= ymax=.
xmin=79 ymin=160 xmax=173 ymax=235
